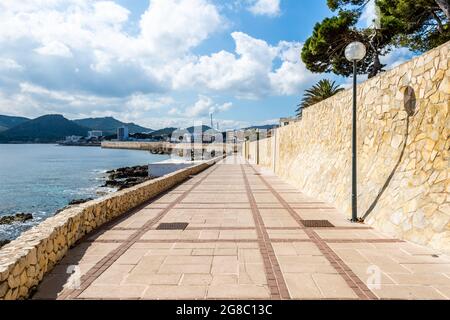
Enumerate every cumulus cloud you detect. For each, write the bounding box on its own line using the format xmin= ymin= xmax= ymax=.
xmin=359 ymin=0 xmax=379 ymax=28
xmin=169 ymin=95 xmax=233 ymax=118
xmin=139 ymin=0 xmax=223 ymax=58
xmin=35 ymin=41 xmax=73 ymax=58
xmin=248 ymin=0 xmax=281 ymax=17
xmin=0 ymin=0 xmax=223 ymax=93
xmin=381 ymin=47 xmax=415 ymax=70
xmin=0 ymin=58 xmax=23 ymax=70
xmin=173 ymin=32 xmax=316 ymax=98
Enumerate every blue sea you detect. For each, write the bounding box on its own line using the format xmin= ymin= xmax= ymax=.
xmin=0 ymin=144 xmax=169 ymax=241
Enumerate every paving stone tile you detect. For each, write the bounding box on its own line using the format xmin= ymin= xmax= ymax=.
xmin=207 ymin=285 xmax=270 ymax=299
xmin=164 ymin=255 xmax=213 ymax=265
xmin=181 ymin=274 xmax=213 ymax=285
xmin=158 ymin=264 xmax=212 ymax=274
xmin=388 ymin=273 xmax=450 ymax=286
xmin=312 ymin=274 xmax=358 ymax=299
xmin=92 ymin=264 xmax=135 ymax=285
xmin=192 ymin=248 xmax=214 ymax=256
xmin=284 ymin=274 xmax=322 ymax=299
xmin=211 ymin=256 xmax=239 ymax=274
xmin=115 ymin=249 xmax=149 ymax=265
xmin=131 ymin=256 xmax=167 ymax=274
xmin=434 ymin=286 xmax=450 ymax=299
xmin=374 ymin=285 xmax=447 ymax=300
xmin=143 ymin=285 xmax=208 ymax=299
xmin=124 ymin=274 xmax=182 ymax=285
xmin=78 ymin=285 xmax=147 ymax=299
xmin=211 ymin=275 xmax=239 ymax=285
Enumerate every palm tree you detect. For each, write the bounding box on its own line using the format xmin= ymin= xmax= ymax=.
xmin=296 ymin=79 xmax=344 ymax=117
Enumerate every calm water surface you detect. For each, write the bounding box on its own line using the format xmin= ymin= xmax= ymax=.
xmin=0 ymin=144 xmax=169 ymax=241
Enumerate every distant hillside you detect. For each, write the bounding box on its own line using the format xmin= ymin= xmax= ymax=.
xmin=74 ymin=117 xmax=152 ymax=135
xmin=0 ymin=115 xmax=30 ymax=132
xmin=243 ymin=124 xmax=278 ymax=131
xmin=0 ymin=114 xmax=89 ymax=143
xmin=149 ymin=127 xmax=177 ymax=137
xmin=150 ymin=125 xmax=215 ymax=136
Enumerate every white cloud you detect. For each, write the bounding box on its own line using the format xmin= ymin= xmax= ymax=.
xmin=93 ymin=1 xmax=130 ymax=25
xmin=173 ymin=32 xmax=276 ymax=99
xmin=173 ymin=32 xmax=316 ymax=98
xmin=269 ymin=41 xmax=318 ymax=95
xmin=248 ymin=0 xmax=281 ymax=17
xmin=34 ymin=41 xmax=73 ymax=58
xmin=181 ymin=95 xmax=233 ymax=117
xmin=381 ymin=47 xmax=414 ymax=70
xmin=90 ymin=50 xmax=113 ymax=73
xmin=125 ymin=94 xmax=175 ymax=111
xmin=0 ymin=0 xmax=222 ymax=62
xmin=139 ymin=0 xmax=223 ymax=58
xmin=0 ymin=57 xmax=23 ymax=70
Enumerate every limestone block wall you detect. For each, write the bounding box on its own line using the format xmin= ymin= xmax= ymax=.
xmin=246 ymin=42 xmax=449 ymax=253
xmin=257 ymin=136 xmax=275 ymax=169
xmin=0 ymin=159 xmax=221 ymax=300
xmin=102 ymin=141 xmax=170 ymax=150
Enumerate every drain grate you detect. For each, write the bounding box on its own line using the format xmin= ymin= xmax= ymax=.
xmin=156 ymin=222 xmax=189 ymax=230
xmin=301 ymin=220 xmax=335 ymax=228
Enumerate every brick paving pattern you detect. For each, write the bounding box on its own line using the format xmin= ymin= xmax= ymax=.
xmin=32 ymin=156 xmax=450 ymax=300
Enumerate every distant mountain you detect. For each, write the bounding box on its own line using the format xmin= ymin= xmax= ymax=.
xmin=243 ymin=124 xmax=278 ymax=131
xmin=149 ymin=127 xmax=177 ymax=137
xmin=148 ymin=125 xmax=214 ymax=137
xmin=73 ymin=117 xmax=152 ymax=135
xmin=0 ymin=115 xmax=30 ymax=132
xmin=0 ymin=114 xmax=89 ymax=143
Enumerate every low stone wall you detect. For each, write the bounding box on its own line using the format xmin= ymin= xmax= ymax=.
xmin=0 ymin=158 xmax=222 ymax=300
xmin=101 ymin=141 xmax=171 ymax=151
xmin=245 ymin=42 xmax=449 ymax=253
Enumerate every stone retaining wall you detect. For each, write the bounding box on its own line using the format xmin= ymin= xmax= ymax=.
xmin=245 ymin=42 xmax=449 ymax=253
xmin=0 ymin=158 xmax=221 ymax=300
xmin=101 ymin=141 xmax=171 ymax=151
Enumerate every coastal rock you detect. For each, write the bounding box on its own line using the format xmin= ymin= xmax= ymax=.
xmin=68 ymin=198 xmax=94 ymax=205
xmin=104 ymin=165 xmax=153 ymax=190
xmin=107 ymin=165 xmax=148 ymax=179
xmin=0 ymin=239 xmax=11 ymax=248
xmin=0 ymin=213 xmax=33 ymax=225
xmin=54 ymin=198 xmax=95 ymax=216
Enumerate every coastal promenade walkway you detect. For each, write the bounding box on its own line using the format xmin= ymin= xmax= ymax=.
xmin=33 ymin=156 xmax=450 ymax=300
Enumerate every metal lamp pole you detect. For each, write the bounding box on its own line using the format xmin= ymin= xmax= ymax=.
xmin=351 ymin=60 xmax=358 ymax=222
xmin=345 ymin=41 xmax=366 ymax=223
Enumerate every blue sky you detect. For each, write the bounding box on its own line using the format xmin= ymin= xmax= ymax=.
xmin=0 ymin=0 xmax=414 ymax=130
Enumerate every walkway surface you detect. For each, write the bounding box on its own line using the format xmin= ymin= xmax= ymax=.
xmin=33 ymin=156 xmax=450 ymax=300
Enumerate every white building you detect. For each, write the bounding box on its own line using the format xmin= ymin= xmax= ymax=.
xmin=279 ymin=117 xmax=299 ymax=127
xmin=88 ymin=130 xmax=103 ymax=139
xmin=65 ymin=135 xmax=82 ymax=142
xmin=117 ymin=126 xmax=129 ymax=141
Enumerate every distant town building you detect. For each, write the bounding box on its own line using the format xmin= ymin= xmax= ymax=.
xmin=65 ymin=135 xmax=82 ymax=143
xmin=279 ymin=117 xmax=299 ymax=127
xmin=117 ymin=126 xmax=129 ymax=141
xmin=88 ymin=130 xmax=103 ymax=139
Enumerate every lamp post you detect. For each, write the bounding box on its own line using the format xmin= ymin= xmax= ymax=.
xmin=345 ymin=41 xmax=366 ymax=222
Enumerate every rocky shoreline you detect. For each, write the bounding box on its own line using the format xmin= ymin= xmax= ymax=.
xmin=0 ymin=164 xmax=153 ymax=248
xmin=0 ymin=213 xmax=34 ymax=248
xmin=103 ymin=165 xmax=154 ymax=190
xmin=0 ymin=213 xmax=33 ymax=225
